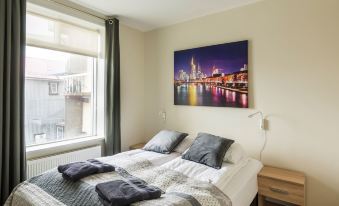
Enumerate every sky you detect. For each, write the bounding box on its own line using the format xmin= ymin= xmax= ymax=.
xmin=174 ymin=40 xmax=248 ymax=78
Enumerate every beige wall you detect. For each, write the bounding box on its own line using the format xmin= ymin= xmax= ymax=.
xmin=143 ymin=0 xmax=339 ymax=205
xmin=120 ymin=24 xmax=145 ymax=151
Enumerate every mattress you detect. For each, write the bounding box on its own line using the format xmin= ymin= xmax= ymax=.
xmin=221 ymin=158 xmax=263 ymax=206
xmin=117 ymin=149 xmax=181 ymax=166
xmin=161 ymin=157 xmax=263 ymax=206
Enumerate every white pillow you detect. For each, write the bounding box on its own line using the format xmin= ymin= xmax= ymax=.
xmin=223 ymin=143 xmax=246 ymax=164
xmin=173 ymin=135 xmax=194 ymax=154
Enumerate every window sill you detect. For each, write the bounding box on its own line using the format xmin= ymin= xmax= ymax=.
xmin=26 ymin=136 xmax=105 ymax=160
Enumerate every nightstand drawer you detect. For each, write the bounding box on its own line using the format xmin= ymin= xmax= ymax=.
xmin=258 ymin=176 xmax=304 ymax=205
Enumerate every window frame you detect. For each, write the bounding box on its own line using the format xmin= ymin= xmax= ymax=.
xmin=25 ymin=7 xmax=105 ymax=149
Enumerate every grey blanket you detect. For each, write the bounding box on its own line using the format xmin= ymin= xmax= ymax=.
xmin=96 ymin=179 xmax=162 ymax=206
xmin=58 ymin=159 xmax=115 ymax=182
xmin=5 ymin=153 xmax=232 ymax=206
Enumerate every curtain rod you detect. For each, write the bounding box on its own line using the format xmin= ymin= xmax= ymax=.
xmin=45 ymin=0 xmax=115 ymax=21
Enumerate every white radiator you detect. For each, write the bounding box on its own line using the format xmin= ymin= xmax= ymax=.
xmin=27 ymin=146 xmax=102 ymax=179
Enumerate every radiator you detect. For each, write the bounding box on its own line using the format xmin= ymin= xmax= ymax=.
xmin=27 ymin=145 xmax=102 ymax=179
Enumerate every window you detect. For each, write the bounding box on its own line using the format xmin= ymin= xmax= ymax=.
xmin=56 ymin=124 xmax=64 ymax=139
xmin=25 ymin=9 xmax=103 ymax=146
xmin=49 ymin=82 xmax=59 ymax=95
xmin=34 ymin=133 xmax=47 ymax=144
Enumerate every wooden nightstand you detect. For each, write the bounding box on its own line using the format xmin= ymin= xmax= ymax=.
xmin=258 ymin=166 xmax=305 ymax=206
xmin=129 ymin=142 xmax=146 ymax=150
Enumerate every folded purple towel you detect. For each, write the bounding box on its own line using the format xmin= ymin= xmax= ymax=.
xmin=58 ymin=159 xmax=115 ymax=181
xmin=95 ymin=179 xmax=162 ymax=206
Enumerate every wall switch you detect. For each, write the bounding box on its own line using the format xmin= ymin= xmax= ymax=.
xmin=162 ymin=111 xmax=166 ymax=121
xmin=158 ymin=110 xmax=166 ymax=122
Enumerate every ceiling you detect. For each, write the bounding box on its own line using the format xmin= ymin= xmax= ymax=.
xmin=69 ymin=0 xmax=260 ymax=31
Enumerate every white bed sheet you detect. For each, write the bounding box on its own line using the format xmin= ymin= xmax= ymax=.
xmin=160 ymin=157 xmax=262 ymax=206
xmin=221 ymin=158 xmax=263 ymax=206
xmin=160 ymin=157 xmax=249 ymax=184
xmin=121 ymin=149 xmax=181 ymax=166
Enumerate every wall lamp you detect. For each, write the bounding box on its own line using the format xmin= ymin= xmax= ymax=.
xmin=248 ymin=111 xmax=266 ymax=130
xmin=248 ymin=111 xmax=268 ymax=161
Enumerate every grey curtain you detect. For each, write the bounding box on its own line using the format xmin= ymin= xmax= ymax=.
xmin=105 ymin=18 xmax=121 ymax=155
xmin=0 ymin=0 xmax=27 ymax=204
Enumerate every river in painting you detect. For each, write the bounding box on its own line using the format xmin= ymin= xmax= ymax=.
xmin=174 ymin=83 xmax=248 ymax=108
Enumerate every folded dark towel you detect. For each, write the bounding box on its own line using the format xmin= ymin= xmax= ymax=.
xmin=95 ymin=178 xmax=162 ymax=206
xmin=58 ymin=159 xmax=115 ymax=181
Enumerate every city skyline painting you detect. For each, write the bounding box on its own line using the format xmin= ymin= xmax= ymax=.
xmin=174 ymin=40 xmax=248 ymax=108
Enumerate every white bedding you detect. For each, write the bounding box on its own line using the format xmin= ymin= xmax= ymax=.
xmin=121 ymin=149 xmax=181 ymax=166
xmin=161 ymin=156 xmax=263 ymax=206
xmin=119 ymin=149 xmax=262 ymax=206
xmin=222 ymin=158 xmax=263 ymax=206
xmin=160 ymin=156 xmax=249 ymax=185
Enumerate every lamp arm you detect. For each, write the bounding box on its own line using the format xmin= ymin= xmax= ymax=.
xmin=248 ymin=111 xmax=267 ymax=161
xmin=248 ymin=111 xmax=263 ymax=119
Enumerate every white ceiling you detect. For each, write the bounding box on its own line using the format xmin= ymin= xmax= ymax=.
xmin=69 ymin=0 xmax=260 ymax=31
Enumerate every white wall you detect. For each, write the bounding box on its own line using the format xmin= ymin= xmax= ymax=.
xmin=120 ymin=24 xmax=145 ymax=151
xmin=143 ymin=0 xmax=339 ymax=205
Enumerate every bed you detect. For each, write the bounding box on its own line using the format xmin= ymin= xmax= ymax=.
xmin=5 ymin=150 xmax=262 ymax=206
xmin=6 ymin=130 xmax=263 ymax=206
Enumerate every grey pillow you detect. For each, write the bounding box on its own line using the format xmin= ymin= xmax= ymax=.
xmin=182 ymin=133 xmax=234 ymax=169
xmin=143 ymin=130 xmax=188 ymax=154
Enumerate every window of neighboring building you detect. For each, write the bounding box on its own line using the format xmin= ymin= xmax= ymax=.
xmin=34 ymin=133 xmax=47 ymax=145
xmin=49 ymin=82 xmax=59 ymax=95
xmin=56 ymin=125 xmax=64 ymax=139
xmin=25 ymin=8 xmax=104 ymax=146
